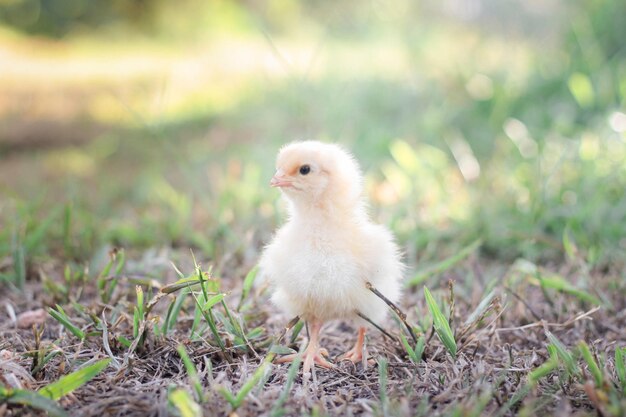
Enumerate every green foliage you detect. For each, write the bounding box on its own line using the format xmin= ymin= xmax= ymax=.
xmin=203 ymin=293 xmax=226 ymax=311
xmin=97 ymin=249 xmax=125 ymax=304
xmin=616 ymin=347 xmax=626 ymax=394
xmin=423 ymin=287 xmax=457 ymax=358
xmin=177 ymin=345 xmax=204 ymax=403
xmin=401 ymin=333 xmax=425 ymax=364
xmin=270 ymin=355 xmax=302 ymax=417
xmin=578 ymin=341 xmax=604 ymax=387
xmin=0 ymin=0 xmax=167 ymax=37
xmin=38 ymin=359 xmax=111 ymax=400
xmin=217 ymin=357 xmax=273 ymax=411
xmin=377 ymin=357 xmax=389 ymax=415
xmin=408 ymin=240 xmax=482 ymax=287
xmin=168 ymin=388 xmax=202 ymax=417
xmin=539 ymin=275 xmax=600 ymax=305
xmin=528 ymin=357 xmax=560 ymax=385
xmin=463 ymin=289 xmax=497 ymax=326
xmin=546 ymin=331 xmax=577 ymax=376
xmin=0 ymin=387 xmax=69 ymax=417
xmin=238 ymin=265 xmax=258 ymax=311
xmin=48 ymin=305 xmax=85 ymax=340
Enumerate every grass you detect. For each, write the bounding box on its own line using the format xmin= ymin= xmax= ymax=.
xmin=1 ymin=0 xmax=626 ymax=416
xmin=423 ymin=286 xmax=457 ymax=358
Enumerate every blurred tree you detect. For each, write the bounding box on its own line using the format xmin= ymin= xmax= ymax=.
xmin=0 ymin=0 xmax=165 ymax=37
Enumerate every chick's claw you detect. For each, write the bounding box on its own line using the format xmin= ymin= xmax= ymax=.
xmin=275 ymin=347 xmax=335 ymax=373
xmin=339 ymin=347 xmax=363 ymax=363
xmin=303 ymin=347 xmax=335 ymax=374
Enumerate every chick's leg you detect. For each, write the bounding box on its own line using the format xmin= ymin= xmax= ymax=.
xmin=340 ymin=327 xmax=366 ymax=363
xmin=276 ymin=319 xmax=334 ymax=373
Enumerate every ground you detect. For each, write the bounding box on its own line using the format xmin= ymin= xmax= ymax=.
xmin=1 ymin=252 xmax=624 ymax=416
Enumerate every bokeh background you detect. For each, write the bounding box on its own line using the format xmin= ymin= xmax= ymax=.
xmin=1 ymin=0 xmax=625 ymax=282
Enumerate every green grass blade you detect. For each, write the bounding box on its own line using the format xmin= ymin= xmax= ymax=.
xmin=616 ymin=347 xmax=626 ymax=394
xmin=529 ymin=358 xmax=559 ymax=385
xmin=96 ymin=255 xmax=114 ymax=294
xmin=170 ymin=261 xmax=186 ymax=279
xmin=165 ymin=287 xmax=189 ymax=334
xmin=6 ymin=389 xmax=69 ymax=417
xmin=401 ymin=332 xmax=419 ymax=363
xmin=99 ymin=257 xmax=113 ymax=280
xmin=535 ymin=274 xmax=601 ymax=305
xmin=160 ymin=277 xmax=203 ymax=294
xmin=39 ymin=359 xmax=110 ymax=400
xmin=195 ymin=257 xmax=209 ymax=303
xmin=117 ymin=335 xmax=132 ymax=348
xmin=103 ymin=253 xmax=124 ymax=302
xmin=138 ymin=288 xmax=145 ymax=310
xmin=169 ymin=388 xmax=202 ymax=417
xmin=578 ymin=341 xmax=603 ymax=386
xmin=414 ymin=334 xmax=426 ymax=362
xmin=238 ymin=265 xmax=258 ymax=310
xmin=202 ymin=293 xmax=225 ymax=311
xmin=24 ymin=206 xmax=62 ymax=252
xmin=290 ymin=320 xmax=304 ymax=344
xmin=408 ymin=239 xmax=481 ymax=286
xmin=13 ymin=243 xmax=26 ymax=290
xmin=133 ymin=307 xmax=140 ymax=339
xmin=270 ymin=355 xmax=302 ymax=417
xmin=114 ymin=249 xmax=125 ymax=276
xmin=424 ymin=286 xmax=457 ymax=358
xmin=400 ymin=332 xmax=425 ymax=364
xmin=62 ymin=203 xmax=72 ymax=257
xmin=562 ymin=225 xmax=577 ymax=260
xmin=177 ymin=345 xmax=204 ymax=403
xmin=221 ymin=300 xmax=244 ymax=338
xmin=494 ymin=384 xmax=531 ymax=417
xmin=31 ymin=349 xmax=62 ymax=375
xmin=269 ymin=345 xmax=297 ymax=355
xmin=233 ymin=359 xmax=272 ymax=408
xmin=216 ymin=386 xmax=237 ymax=408
xmin=378 ymin=357 xmax=389 ymax=415
xmin=48 ymin=307 xmax=85 ymax=340
xmin=134 ymin=285 xmax=145 ymax=338
xmin=545 ymin=331 xmax=576 ymax=376
xmin=464 ymin=289 xmax=496 ymax=326
xmin=191 ymin=292 xmax=227 ymax=354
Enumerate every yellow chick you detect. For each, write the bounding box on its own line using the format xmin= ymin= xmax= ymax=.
xmin=259 ymin=141 xmax=403 ymax=373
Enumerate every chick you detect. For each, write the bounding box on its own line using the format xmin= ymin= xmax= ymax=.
xmin=259 ymin=141 xmax=403 ymax=373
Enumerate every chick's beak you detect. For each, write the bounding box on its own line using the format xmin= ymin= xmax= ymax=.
xmin=270 ymin=170 xmax=292 ymax=188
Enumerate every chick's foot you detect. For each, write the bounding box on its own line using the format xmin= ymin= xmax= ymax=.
xmin=275 ymin=347 xmax=333 ymax=370
xmin=275 ymin=320 xmax=335 ymax=373
xmin=339 ymin=327 xmax=366 ymax=363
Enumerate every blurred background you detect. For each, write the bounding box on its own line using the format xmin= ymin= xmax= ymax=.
xmin=1 ymin=0 xmax=625 ymax=279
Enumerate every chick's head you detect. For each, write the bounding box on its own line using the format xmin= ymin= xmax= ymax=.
xmin=271 ymin=141 xmax=363 ymax=209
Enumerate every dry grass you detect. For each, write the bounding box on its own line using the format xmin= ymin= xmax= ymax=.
xmin=1 ymin=249 xmax=624 ymax=416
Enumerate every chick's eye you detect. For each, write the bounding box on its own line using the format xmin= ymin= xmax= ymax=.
xmin=299 ymin=165 xmax=311 ymax=175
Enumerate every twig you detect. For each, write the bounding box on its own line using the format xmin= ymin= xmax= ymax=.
xmin=448 ymin=280 xmax=455 ymax=329
xmin=496 ymin=306 xmax=601 ymax=332
xmin=366 ymin=281 xmax=417 ymax=343
xmin=101 ymin=311 xmax=121 ymax=370
xmin=504 ymin=286 xmax=543 ymax=321
xmin=356 ymin=311 xmax=396 ymax=341
xmin=121 ymin=319 xmax=148 ymax=369
xmin=276 ymin=316 xmax=301 ymax=346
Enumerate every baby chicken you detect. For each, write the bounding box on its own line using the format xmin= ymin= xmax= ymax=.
xmin=259 ymin=141 xmax=403 ymax=373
